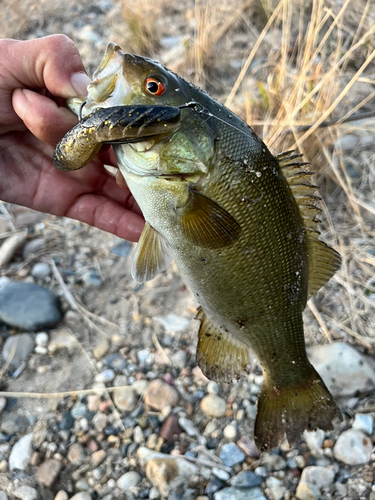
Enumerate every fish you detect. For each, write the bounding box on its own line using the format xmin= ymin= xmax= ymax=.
xmin=53 ymin=42 xmax=342 ymax=450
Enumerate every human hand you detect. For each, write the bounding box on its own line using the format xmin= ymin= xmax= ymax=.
xmin=0 ymin=35 xmax=144 ymax=242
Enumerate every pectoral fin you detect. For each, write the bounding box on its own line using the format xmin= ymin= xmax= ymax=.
xmin=179 ymin=189 xmax=241 ymax=249
xmin=131 ymin=222 xmax=172 ymax=283
xmin=195 ymin=307 xmax=252 ymax=383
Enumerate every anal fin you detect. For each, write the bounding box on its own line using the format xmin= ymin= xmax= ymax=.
xmin=195 ymin=307 xmax=252 ymax=383
xmin=131 ymin=222 xmax=172 ymax=283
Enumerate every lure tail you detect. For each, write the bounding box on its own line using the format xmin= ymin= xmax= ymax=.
xmin=254 ymin=363 xmax=341 ymax=451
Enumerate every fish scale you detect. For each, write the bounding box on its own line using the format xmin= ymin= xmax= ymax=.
xmin=53 ymin=42 xmax=342 ymax=451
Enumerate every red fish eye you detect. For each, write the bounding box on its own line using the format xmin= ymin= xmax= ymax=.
xmin=145 ymin=77 xmax=166 ymax=96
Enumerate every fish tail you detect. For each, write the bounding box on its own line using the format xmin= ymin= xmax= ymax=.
xmin=254 ymin=364 xmax=341 ymax=451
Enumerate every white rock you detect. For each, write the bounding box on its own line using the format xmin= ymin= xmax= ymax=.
xmin=35 ymin=345 xmax=48 ymax=355
xmin=95 ymin=369 xmax=115 ymax=383
xmin=179 ymin=417 xmax=199 ymax=437
xmin=69 ymin=493 xmax=92 ymax=500
xmin=333 ymin=429 xmax=372 ymax=465
xmin=9 ymin=433 xmax=33 ymax=471
xmin=223 ymin=424 xmax=237 ymax=440
xmin=212 ymin=467 xmax=230 ymax=481
xmin=54 ymin=491 xmax=69 ymax=500
xmin=352 ymin=413 xmax=373 ymax=435
xmin=35 ymin=332 xmax=49 ymax=347
xmin=207 ymin=381 xmax=219 ymax=395
xmin=303 ymin=429 xmax=325 ymax=450
xmin=116 ymin=471 xmax=141 ymax=490
xmin=307 ymin=342 xmax=375 ymax=397
xmin=13 ymin=485 xmax=38 ymax=500
xmin=300 ymin=466 xmax=335 ymax=488
xmin=200 ymin=394 xmax=226 ymax=417
xmin=266 ymin=476 xmax=287 ymax=500
xmin=0 ymin=492 xmax=8 ymax=500
xmin=31 ymin=263 xmax=51 ymax=280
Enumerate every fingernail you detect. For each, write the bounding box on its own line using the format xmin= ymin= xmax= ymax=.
xmin=70 ymin=72 xmax=91 ymax=96
xmin=12 ymin=89 xmax=29 ymax=119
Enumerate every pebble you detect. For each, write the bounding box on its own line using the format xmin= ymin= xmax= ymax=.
xmin=31 ymin=263 xmax=51 ymax=280
xmin=160 ymin=414 xmax=182 ymax=443
xmin=149 ymin=487 xmax=160 ymax=499
xmin=214 ymin=487 xmax=266 ymax=500
xmin=22 ymin=238 xmax=46 ymax=258
xmin=145 ymin=456 xmax=198 ymax=497
xmin=171 ymin=350 xmax=187 ymax=369
xmin=300 ymin=466 xmax=335 ymax=488
xmin=113 ymin=386 xmax=137 ymax=412
xmin=144 ymin=379 xmax=179 ymax=410
xmin=54 ymin=492 xmax=69 ymax=500
xmin=69 ymin=494 xmax=92 ymax=500
xmin=179 ymin=417 xmax=199 ymax=437
xmin=212 ymin=467 xmax=230 ymax=482
xmin=92 ymin=413 xmax=107 ymax=432
xmin=60 ymin=411 xmax=75 ymax=430
xmin=0 ymin=494 xmax=8 ymax=500
xmin=333 ymin=429 xmax=372 ymax=465
xmin=207 ymin=381 xmax=219 ymax=395
xmin=296 ymin=482 xmax=320 ymax=500
xmin=303 ymin=429 xmax=325 ymax=450
xmin=93 ymin=339 xmax=110 ymax=360
xmin=35 ymin=332 xmax=49 ymax=347
xmin=230 ymin=470 xmax=262 ymax=488
xmin=236 ymin=436 xmax=260 ymax=458
xmin=87 ymin=395 xmax=101 ymax=412
xmin=307 ymin=342 xmax=375 ymax=396
xmin=37 ymin=459 xmax=63 ymax=488
xmin=71 ymin=402 xmax=87 ymax=419
xmin=223 ymin=424 xmax=237 ymax=440
xmin=0 ymin=282 xmax=61 ymax=330
xmin=9 ymin=433 xmax=33 ymax=471
xmin=2 ymin=333 xmax=35 ymax=367
xmin=67 ymin=443 xmax=85 ymax=465
xmin=48 ymin=329 xmax=77 ymax=353
xmin=154 ymin=314 xmax=190 ymax=332
xmin=116 ymin=471 xmax=142 ymax=490
xmin=205 ymin=477 xmax=224 ymax=495
xmin=82 ymin=269 xmax=101 ymax=288
xmin=133 ymin=426 xmax=144 ymax=443
xmin=262 ymin=454 xmax=286 ymax=472
xmin=91 ymin=450 xmax=106 ymax=468
xmin=13 ymin=486 xmax=38 ymax=500
xmin=352 ymin=413 xmax=373 ymax=435
xmin=95 ymin=369 xmax=115 ymax=383
xmin=265 ymin=477 xmax=286 ymax=500
xmin=219 ymin=443 xmax=245 ymax=467
xmin=200 ymin=394 xmax=226 ymax=417
xmin=1 ymin=414 xmax=29 ymax=434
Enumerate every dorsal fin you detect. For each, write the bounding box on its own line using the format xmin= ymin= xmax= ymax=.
xmin=277 ymin=151 xmax=341 ymax=298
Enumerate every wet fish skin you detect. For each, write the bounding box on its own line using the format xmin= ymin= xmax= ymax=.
xmin=53 ymin=42 xmax=342 ymax=450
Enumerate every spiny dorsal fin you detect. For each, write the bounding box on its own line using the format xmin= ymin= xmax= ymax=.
xmin=179 ymin=189 xmax=241 ymax=249
xmin=195 ymin=307 xmax=252 ymax=383
xmin=131 ymin=222 xmax=172 ymax=283
xmin=277 ymin=151 xmax=341 ymax=298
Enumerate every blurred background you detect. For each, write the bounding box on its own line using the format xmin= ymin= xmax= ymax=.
xmin=0 ymin=0 xmax=375 ymax=499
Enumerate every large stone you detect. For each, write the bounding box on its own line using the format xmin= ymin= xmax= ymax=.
xmin=2 ymin=333 xmax=35 ymax=367
xmin=9 ymin=433 xmax=33 ymax=471
xmin=219 ymin=443 xmax=245 ymax=467
xmin=0 ymin=282 xmax=61 ymax=330
xmin=307 ymin=342 xmax=375 ymax=397
xmin=116 ymin=471 xmax=141 ymax=490
xmin=144 ymin=379 xmax=179 ymax=410
xmin=214 ymin=487 xmax=266 ymax=500
xmin=13 ymin=486 xmax=38 ymax=500
xmin=333 ymin=429 xmax=372 ymax=465
xmin=296 ymin=482 xmax=320 ymax=500
xmin=145 ymin=457 xmax=197 ymax=497
xmin=200 ymin=394 xmax=226 ymax=417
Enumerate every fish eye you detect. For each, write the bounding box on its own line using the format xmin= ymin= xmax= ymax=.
xmin=145 ymin=77 xmax=166 ymax=96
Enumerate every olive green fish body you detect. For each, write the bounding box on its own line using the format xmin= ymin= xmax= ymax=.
xmin=53 ymin=43 xmax=342 ymax=450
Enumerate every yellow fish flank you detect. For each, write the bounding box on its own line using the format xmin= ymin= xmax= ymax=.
xmin=53 ymin=43 xmax=342 ymax=450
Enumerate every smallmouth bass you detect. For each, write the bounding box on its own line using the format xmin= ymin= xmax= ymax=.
xmin=53 ymin=43 xmax=342 ymax=450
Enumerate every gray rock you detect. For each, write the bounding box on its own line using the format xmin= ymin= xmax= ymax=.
xmin=71 ymin=402 xmax=87 ymax=419
xmin=154 ymin=314 xmax=190 ymax=332
xmin=82 ymin=269 xmax=101 ymax=288
xmin=116 ymin=471 xmax=142 ymax=490
xmin=307 ymin=342 xmax=375 ymax=397
xmin=219 ymin=443 xmax=245 ymax=467
xmin=334 ymin=482 xmax=346 ymax=497
xmin=113 ymin=386 xmax=137 ymax=412
xmin=31 ymin=263 xmax=51 ymax=280
xmin=201 ymin=394 xmax=226 ymax=417
xmin=296 ymin=482 xmax=320 ymax=500
xmin=334 ymin=134 xmax=358 ymax=152
xmin=0 ymin=492 xmax=8 ymax=500
xmin=110 ymin=241 xmax=132 ymax=257
xmin=333 ymin=429 xmax=372 ymax=465
xmin=265 ymin=477 xmax=286 ymax=500
xmin=144 ymin=379 xmax=179 ymax=410
xmin=212 ymin=467 xmax=230 ymax=482
xmin=69 ymin=494 xmax=92 ymax=500
xmin=48 ymin=329 xmax=77 ymax=353
xmin=92 ymin=413 xmax=107 ymax=432
xmin=178 ymin=417 xmax=199 ymax=437
xmin=300 ymin=466 xmax=335 ymax=488
xmin=149 ymin=487 xmax=160 ymax=499
xmin=0 ymin=282 xmax=61 ymax=330
xmin=352 ymin=413 xmax=373 ymax=435
xmin=214 ymin=487 xmax=266 ymax=500
xmin=9 ymin=433 xmax=33 ymax=470
xmin=53 ymin=492 xmax=69 ymax=500
xmin=207 ymin=381 xmax=219 ymax=395
xmin=230 ymin=470 xmax=262 ymax=488
xmin=22 ymin=238 xmax=45 ymax=258
xmin=37 ymin=459 xmax=63 ymax=488
xmin=95 ymin=369 xmax=115 ymax=383
xmin=13 ymin=486 xmax=38 ymax=500
xmin=303 ymin=429 xmax=325 ymax=450
xmin=223 ymin=424 xmax=237 ymax=441
xmin=262 ymin=454 xmax=286 ymax=472
xmin=67 ymin=443 xmax=85 ymax=465
xmin=2 ymin=333 xmax=35 ymax=367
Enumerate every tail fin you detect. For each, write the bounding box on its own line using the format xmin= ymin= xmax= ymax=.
xmin=254 ymin=365 xmax=342 ymax=451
